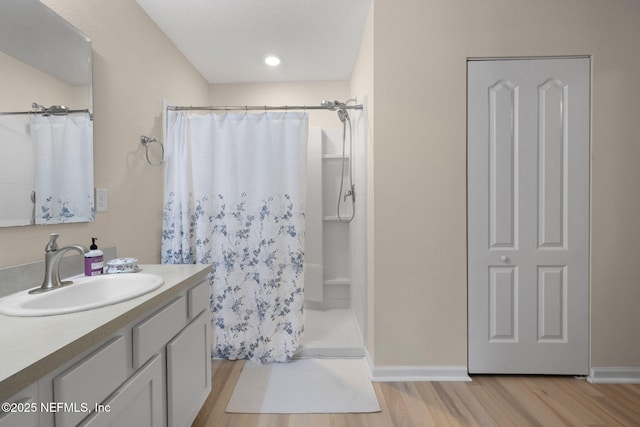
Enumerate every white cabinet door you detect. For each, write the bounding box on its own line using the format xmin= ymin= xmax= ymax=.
xmin=468 ymin=58 xmax=590 ymax=374
xmin=80 ymin=355 xmax=164 ymax=427
xmin=166 ymin=311 xmax=211 ymax=427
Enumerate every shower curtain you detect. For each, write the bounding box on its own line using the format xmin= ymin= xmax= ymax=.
xmin=162 ymin=111 xmax=308 ymax=363
xmin=30 ymin=115 xmax=94 ymax=224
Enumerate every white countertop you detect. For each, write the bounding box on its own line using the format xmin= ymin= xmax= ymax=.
xmin=0 ymin=264 xmax=211 ymax=402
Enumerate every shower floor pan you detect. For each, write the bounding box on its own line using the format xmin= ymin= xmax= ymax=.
xmin=295 ymin=308 xmax=365 ymax=358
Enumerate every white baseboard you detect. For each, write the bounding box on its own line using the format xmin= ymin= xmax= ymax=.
xmin=371 ymin=365 xmax=471 ymax=382
xmin=311 ymin=349 xmax=637 ymax=384
xmin=587 ymin=367 xmax=640 ymax=384
xmin=362 ymin=348 xmax=470 ymax=382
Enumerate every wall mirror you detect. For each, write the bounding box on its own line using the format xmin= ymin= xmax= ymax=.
xmin=0 ymin=0 xmax=93 ymax=227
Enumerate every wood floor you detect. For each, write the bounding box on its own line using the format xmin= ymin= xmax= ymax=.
xmin=192 ymin=359 xmax=640 ymax=427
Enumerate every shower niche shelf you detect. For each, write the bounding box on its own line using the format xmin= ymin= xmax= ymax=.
xmin=321 ymin=134 xmax=351 ymax=310
xmin=306 ymin=128 xmax=353 ymax=310
xmin=323 ymin=216 xmax=348 ymax=221
xmin=322 ymin=154 xmax=350 ymax=159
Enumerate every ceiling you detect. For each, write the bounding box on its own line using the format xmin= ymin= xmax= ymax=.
xmin=135 ymin=0 xmax=372 ymax=84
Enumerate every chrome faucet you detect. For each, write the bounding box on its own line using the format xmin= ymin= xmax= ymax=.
xmin=29 ymin=233 xmax=89 ymax=294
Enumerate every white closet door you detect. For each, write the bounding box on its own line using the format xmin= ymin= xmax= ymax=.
xmin=468 ymin=58 xmax=590 ymax=374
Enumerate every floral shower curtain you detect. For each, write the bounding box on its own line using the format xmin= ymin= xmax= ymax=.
xmin=30 ymin=115 xmax=94 ymax=224
xmin=162 ymin=111 xmax=308 ymax=363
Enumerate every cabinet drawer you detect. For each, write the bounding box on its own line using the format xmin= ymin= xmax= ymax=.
xmin=188 ymin=280 xmax=210 ymax=319
xmin=133 ymin=296 xmax=187 ymax=367
xmin=53 ymin=336 xmax=127 ymax=427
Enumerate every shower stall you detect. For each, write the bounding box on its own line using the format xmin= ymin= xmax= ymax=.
xmin=162 ymin=98 xmax=368 ymax=361
xmin=299 ymin=100 xmax=368 ymax=358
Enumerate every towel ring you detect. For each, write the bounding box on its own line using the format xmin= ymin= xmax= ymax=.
xmin=140 ymin=135 xmax=164 ymax=166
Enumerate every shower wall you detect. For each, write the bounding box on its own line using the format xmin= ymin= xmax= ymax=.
xmin=349 ymin=105 xmax=368 ymax=345
xmin=305 ymin=112 xmax=368 ymax=345
xmin=306 ymin=128 xmax=353 ymax=310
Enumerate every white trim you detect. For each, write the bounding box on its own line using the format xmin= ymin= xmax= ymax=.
xmin=363 ymin=348 xmax=471 ymax=382
xmin=371 ymin=365 xmax=471 ymax=382
xmin=587 ymin=367 xmax=640 ymax=384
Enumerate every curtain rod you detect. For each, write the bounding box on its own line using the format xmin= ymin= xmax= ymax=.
xmin=0 ymin=109 xmax=92 ymax=117
xmin=166 ymin=104 xmax=363 ymax=112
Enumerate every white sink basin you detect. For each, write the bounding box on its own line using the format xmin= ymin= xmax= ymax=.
xmin=0 ymin=273 xmax=164 ymax=317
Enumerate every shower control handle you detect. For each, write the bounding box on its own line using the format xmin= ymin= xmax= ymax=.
xmin=343 ymin=185 xmax=355 ymax=203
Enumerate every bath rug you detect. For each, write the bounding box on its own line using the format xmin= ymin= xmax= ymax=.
xmin=226 ymin=358 xmax=381 ymax=414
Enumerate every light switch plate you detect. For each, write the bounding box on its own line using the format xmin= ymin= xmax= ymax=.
xmin=96 ymin=188 xmax=108 ymax=212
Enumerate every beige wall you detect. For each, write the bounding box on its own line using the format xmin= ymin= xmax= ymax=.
xmin=0 ymin=0 xmax=209 ymax=268
xmin=0 ymin=51 xmax=88 ymax=110
xmin=372 ymin=0 xmax=640 ymax=367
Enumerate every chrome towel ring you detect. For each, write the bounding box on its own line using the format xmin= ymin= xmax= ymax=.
xmin=140 ymin=135 xmax=164 ymax=166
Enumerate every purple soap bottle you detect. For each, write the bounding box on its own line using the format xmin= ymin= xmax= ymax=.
xmin=84 ymin=237 xmax=104 ymax=276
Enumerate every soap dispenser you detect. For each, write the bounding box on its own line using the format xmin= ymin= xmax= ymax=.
xmin=84 ymin=237 xmax=104 ymax=276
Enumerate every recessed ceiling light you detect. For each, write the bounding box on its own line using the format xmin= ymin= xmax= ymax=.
xmin=265 ymin=56 xmax=281 ymax=66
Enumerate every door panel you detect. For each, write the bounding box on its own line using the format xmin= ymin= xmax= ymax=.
xmin=537 ymin=266 xmax=566 ymax=342
xmin=538 ymin=78 xmax=568 ymax=248
xmin=489 ymin=266 xmax=518 ymax=342
xmin=489 ymin=80 xmax=518 ymax=250
xmin=468 ymin=58 xmax=589 ymax=375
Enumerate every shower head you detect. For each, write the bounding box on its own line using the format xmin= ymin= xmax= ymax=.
xmin=46 ymin=105 xmax=69 ymax=116
xmin=322 ymin=100 xmax=351 ymax=122
xmin=321 ymin=100 xmax=348 ymax=111
xmin=321 ymin=100 xmax=336 ymax=110
xmin=337 ymin=109 xmax=349 ymax=123
xmin=31 ymin=103 xmax=69 ymax=116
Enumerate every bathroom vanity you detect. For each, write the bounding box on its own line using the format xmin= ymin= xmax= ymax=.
xmin=0 ymin=264 xmax=211 ymax=427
